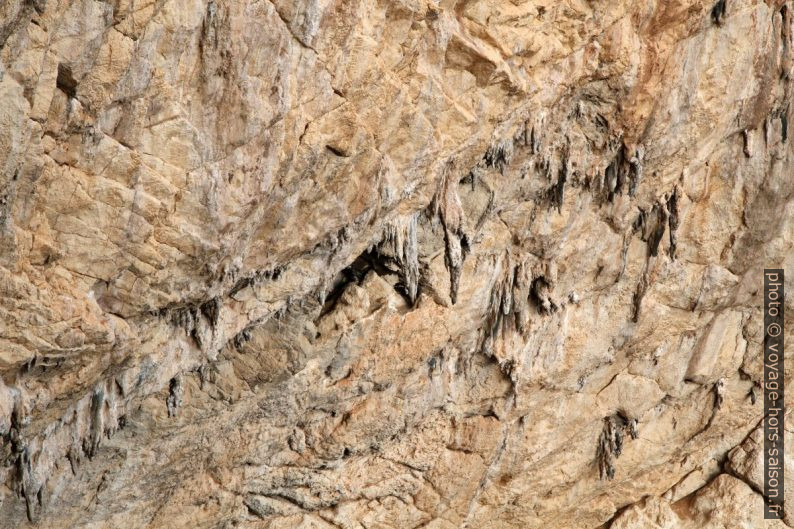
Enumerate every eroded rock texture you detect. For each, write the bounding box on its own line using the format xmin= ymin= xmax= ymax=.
xmin=1 ymin=0 xmax=793 ymax=528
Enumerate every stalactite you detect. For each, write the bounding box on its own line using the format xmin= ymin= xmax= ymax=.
xmin=200 ymin=297 xmax=221 ymax=329
xmin=16 ymin=445 xmax=40 ymax=522
xmin=484 ymin=138 xmax=514 ymax=174
xmin=605 ymin=144 xmax=626 ymax=201
xmin=480 ymin=255 xmax=533 ymax=358
xmin=444 ymin=228 xmax=465 ymax=305
xmin=667 ymin=186 xmax=681 ymax=260
xmin=628 ymin=145 xmax=645 ymax=196
xmin=596 ymin=413 xmax=638 ymax=480
xmin=743 ymin=129 xmax=753 ymax=157
xmin=167 ymin=376 xmax=183 ymax=418
xmin=432 ymin=163 xmax=468 ymax=304
xmin=229 ymin=266 xmax=284 ymax=296
xmin=233 ymin=327 xmax=252 ymax=350
xmin=552 ymin=147 xmax=569 ymax=211
xmin=86 ymin=387 xmax=104 ymax=458
xmin=714 ymin=378 xmax=725 ymax=409
xmin=631 ymin=273 xmax=648 ymax=323
xmin=636 ymin=201 xmax=670 ymax=258
xmin=380 ymin=214 xmax=420 ymax=305
xmin=530 ymin=112 xmax=546 ymax=155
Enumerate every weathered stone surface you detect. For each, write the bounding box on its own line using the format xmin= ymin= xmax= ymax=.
xmin=0 ymin=0 xmax=792 ymax=528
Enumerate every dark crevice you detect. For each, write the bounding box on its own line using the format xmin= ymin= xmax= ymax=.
xmin=647 ymin=208 xmax=668 ymax=257
xmin=711 ymin=0 xmax=727 ymax=25
xmin=325 ymin=145 xmax=349 ymax=157
xmin=631 ymin=274 xmax=648 ymax=323
xmin=667 ymin=187 xmax=681 ymax=260
xmin=529 ymin=276 xmax=556 ymax=314
xmin=319 ymin=248 xmax=415 ymax=318
xmin=56 ymin=64 xmax=78 ymax=99
xmin=634 ymin=202 xmax=669 ymax=258
xmin=605 ymin=144 xmax=626 ymax=201
xmin=550 ymin=149 xmax=568 ymax=211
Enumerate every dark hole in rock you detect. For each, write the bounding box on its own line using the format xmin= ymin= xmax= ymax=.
xmin=56 ymin=64 xmax=78 ymax=99
xmin=319 ymin=248 xmax=414 ymax=317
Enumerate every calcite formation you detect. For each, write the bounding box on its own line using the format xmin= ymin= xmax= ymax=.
xmin=0 ymin=0 xmax=793 ymax=528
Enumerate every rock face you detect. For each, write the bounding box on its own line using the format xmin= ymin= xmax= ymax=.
xmin=0 ymin=0 xmax=793 ymax=527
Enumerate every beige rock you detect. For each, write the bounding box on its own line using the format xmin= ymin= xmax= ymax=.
xmin=0 ymin=0 xmax=792 ymax=528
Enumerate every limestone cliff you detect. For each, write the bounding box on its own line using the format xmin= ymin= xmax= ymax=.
xmin=0 ymin=0 xmax=793 ymax=528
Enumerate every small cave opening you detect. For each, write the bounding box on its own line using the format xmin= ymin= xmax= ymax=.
xmin=319 ymin=248 xmax=416 ymax=317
